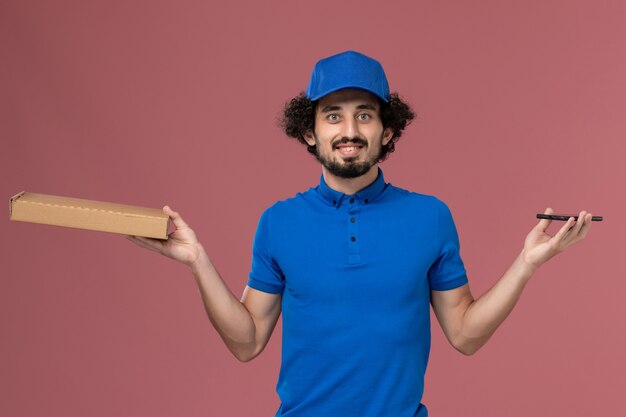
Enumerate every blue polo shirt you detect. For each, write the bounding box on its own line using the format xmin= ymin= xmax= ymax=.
xmin=247 ymin=167 xmax=468 ymax=417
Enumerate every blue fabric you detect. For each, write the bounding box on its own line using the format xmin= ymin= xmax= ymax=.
xmin=247 ymin=168 xmax=468 ymax=417
xmin=306 ymin=50 xmax=390 ymax=102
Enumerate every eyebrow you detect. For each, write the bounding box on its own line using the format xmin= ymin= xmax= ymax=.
xmin=320 ymin=103 xmax=378 ymax=113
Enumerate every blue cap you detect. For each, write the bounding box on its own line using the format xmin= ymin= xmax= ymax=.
xmin=306 ymin=50 xmax=390 ymax=102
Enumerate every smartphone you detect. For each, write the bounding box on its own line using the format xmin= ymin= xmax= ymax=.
xmin=536 ymin=214 xmax=603 ymax=221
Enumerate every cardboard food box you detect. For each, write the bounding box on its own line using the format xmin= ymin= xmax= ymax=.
xmin=9 ymin=191 xmax=170 ymax=239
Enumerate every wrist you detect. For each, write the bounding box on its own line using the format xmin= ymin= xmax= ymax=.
xmin=188 ymin=243 xmax=209 ymax=271
xmin=518 ymin=249 xmax=540 ymax=277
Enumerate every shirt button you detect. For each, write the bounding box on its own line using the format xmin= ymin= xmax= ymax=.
xmin=364 ymin=199 xmax=369 ymax=204
xmin=332 ymin=200 xmax=337 ymax=205
xmin=349 ymin=198 xmax=355 ymax=203
xmin=350 ymin=236 xmax=356 ymax=242
xmin=350 ymin=217 xmax=356 ymax=223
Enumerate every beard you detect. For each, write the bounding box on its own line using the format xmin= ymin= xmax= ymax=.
xmin=313 ymin=136 xmax=384 ymax=179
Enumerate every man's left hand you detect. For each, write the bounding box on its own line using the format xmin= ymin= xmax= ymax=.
xmin=521 ymin=207 xmax=593 ymax=270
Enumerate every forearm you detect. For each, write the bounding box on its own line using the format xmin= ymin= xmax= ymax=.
xmin=459 ymin=250 xmax=537 ymax=354
xmin=189 ymin=244 xmax=257 ymax=361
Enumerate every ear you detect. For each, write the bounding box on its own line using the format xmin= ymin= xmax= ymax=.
xmin=382 ymin=128 xmax=394 ymax=146
xmin=303 ymin=131 xmax=316 ymax=147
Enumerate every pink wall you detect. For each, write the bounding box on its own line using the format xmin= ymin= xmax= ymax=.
xmin=2 ymin=1 xmax=624 ymax=416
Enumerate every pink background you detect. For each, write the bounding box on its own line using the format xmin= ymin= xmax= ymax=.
xmin=2 ymin=1 xmax=624 ymax=416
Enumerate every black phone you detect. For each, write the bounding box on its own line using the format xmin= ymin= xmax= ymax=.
xmin=536 ymin=214 xmax=603 ymax=221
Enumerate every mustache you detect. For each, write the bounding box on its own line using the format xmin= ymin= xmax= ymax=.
xmin=332 ymin=137 xmax=368 ymax=149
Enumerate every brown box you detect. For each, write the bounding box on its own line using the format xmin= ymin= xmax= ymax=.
xmin=9 ymin=191 xmax=170 ymax=239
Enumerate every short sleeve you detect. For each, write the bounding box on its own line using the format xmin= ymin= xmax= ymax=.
xmin=247 ymin=207 xmax=285 ymax=294
xmin=427 ymin=200 xmax=469 ymax=291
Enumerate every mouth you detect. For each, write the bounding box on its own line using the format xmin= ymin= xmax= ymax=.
xmin=335 ymin=143 xmax=365 ymax=157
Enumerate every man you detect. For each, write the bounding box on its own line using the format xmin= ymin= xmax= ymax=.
xmin=126 ymin=51 xmax=593 ymax=416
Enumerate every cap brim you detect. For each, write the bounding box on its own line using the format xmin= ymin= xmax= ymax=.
xmin=308 ymin=85 xmax=389 ymax=103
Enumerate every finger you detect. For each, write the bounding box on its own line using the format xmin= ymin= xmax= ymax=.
xmin=163 ymin=205 xmax=190 ymax=230
xmin=552 ymin=215 xmax=577 ymax=246
xmin=578 ymin=212 xmax=593 ymax=239
xmin=535 ymin=207 xmax=554 ymax=232
xmin=567 ymin=210 xmax=588 ymax=240
xmin=126 ymin=235 xmax=164 ymax=253
xmin=126 ymin=235 xmax=151 ymax=249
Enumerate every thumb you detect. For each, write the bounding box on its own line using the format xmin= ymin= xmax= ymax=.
xmin=534 ymin=207 xmax=553 ymax=232
xmin=163 ymin=205 xmax=190 ymax=229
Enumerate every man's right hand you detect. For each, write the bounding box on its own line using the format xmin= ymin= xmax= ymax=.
xmin=125 ymin=205 xmax=203 ymax=268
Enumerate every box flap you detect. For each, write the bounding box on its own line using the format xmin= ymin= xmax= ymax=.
xmin=9 ymin=191 xmax=25 ymax=219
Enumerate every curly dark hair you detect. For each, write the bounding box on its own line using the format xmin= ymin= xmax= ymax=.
xmin=280 ymin=91 xmax=416 ymax=162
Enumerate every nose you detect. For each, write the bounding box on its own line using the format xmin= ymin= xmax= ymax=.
xmin=341 ymin=116 xmax=360 ymax=139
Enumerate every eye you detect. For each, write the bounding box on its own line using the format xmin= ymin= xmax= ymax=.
xmin=357 ymin=113 xmax=371 ymax=121
xmin=326 ymin=114 xmax=340 ymax=122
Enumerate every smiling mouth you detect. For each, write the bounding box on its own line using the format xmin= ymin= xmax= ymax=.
xmin=336 ymin=145 xmax=364 ymax=157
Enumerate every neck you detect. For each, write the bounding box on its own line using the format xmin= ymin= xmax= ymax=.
xmin=321 ymin=165 xmax=380 ymax=195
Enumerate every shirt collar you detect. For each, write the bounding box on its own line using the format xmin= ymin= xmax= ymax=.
xmin=316 ymin=167 xmax=388 ymax=207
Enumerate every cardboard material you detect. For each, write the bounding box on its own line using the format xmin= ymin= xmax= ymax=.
xmin=9 ymin=191 xmax=170 ymax=239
